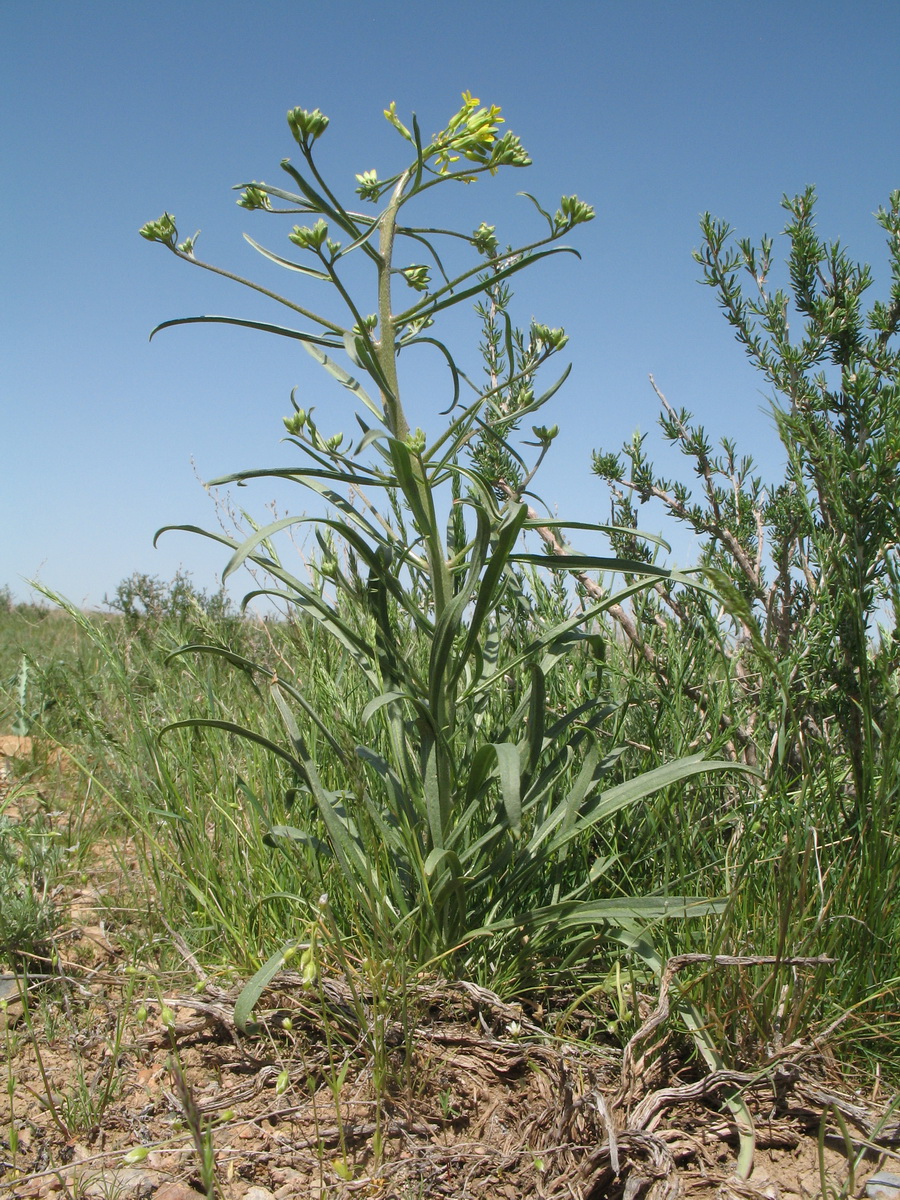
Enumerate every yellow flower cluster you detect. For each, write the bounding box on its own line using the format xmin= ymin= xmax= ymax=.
xmin=383 ymin=92 xmax=513 ymax=179
xmin=433 ymin=91 xmax=505 ymax=175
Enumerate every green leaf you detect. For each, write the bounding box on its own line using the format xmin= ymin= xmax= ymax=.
xmin=234 ymin=943 xmax=301 ymax=1032
xmin=153 ymin=523 xmax=242 ymax=552
xmin=221 ymin=515 xmax=309 ymax=581
xmin=361 ymin=690 xmax=423 ymax=728
xmin=159 ymin=717 xmax=306 ymax=776
xmin=528 ymin=741 xmax=601 ymax=854
xmin=524 ymin=664 xmax=546 ymax=774
xmin=264 ymin=826 xmax=331 ymax=856
xmin=149 ymin=315 xmax=344 ymax=348
xmin=518 ymin=190 xmax=556 ymax=233
xmin=423 ymin=738 xmax=447 ymax=851
xmin=165 ymin=644 xmax=346 ymax=758
xmin=480 ymin=895 xmax=724 ymax=938
xmin=511 ymin=553 xmax=672 ymax=579
xmin=303 ymin=341 xmax=382 ymax=419
xmin=400 ymin=335 xmax=463 ymax=414
xmin=279 ymin=159 xmax=370 ymax=247
xmin=524 ymin=519 xmax=672 ymax=553
xmin=547 ymin=756 xmax=751 ymax=857
xmin=463 ymin=743 xmax=499 ymax=807
xmin=398 ymin=245 xmax=581 ymax=324
xmin=427 ymin=505 xmax=492 ymax=704
xmin=422 ymin=846 xmax=467 ymax=934
xmin=243 ymin=234 xmax=331 ymax=279
xmin=356 ymin=745 xmax=422 ymax=829
xmin=455 ymin=502 xmax=528 ymax=675
xmin=490 ymin=742 xmax=522 ymax=837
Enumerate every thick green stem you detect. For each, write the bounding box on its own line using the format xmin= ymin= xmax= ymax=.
xmin=375 ymin=170 xmax=453 ymax=625
xmin=376 ymin=172 xmax=412 ymax=442
xmin=374 ymin=171 xmax=456 ymax=848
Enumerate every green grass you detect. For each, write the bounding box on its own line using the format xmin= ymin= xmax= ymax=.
xmin=1 ymin=587 xmax=896 ymax=1075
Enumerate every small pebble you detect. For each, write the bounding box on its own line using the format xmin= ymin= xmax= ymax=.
xmin=154 ymin=1184 xmax=208 ymax=1200
xmin=867 ymin=1174 xmax=900 ymax=1200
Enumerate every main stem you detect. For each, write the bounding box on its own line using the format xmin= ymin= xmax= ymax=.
xmin=376 ymin=168 xmax=455 ymax=853
xmin=375 ymin=169 xmax=453 ymax=622
xmin=376 ymin=172 xmax=412 ymax=444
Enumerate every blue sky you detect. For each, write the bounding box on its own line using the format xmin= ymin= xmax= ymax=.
xmin=3 ymin=0 xmax=899 ymax=608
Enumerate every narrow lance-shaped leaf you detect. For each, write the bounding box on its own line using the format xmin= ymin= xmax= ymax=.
xmin=397 ymin=245 xmax=582 ymax=324
xmin=546 ymin=756 xmax=753 ymax=858
xmin=269 ymin=681 xmax=372 ymax=885
xmin=149 ymin=315 xmax=345 ymax=348
xmin=165 ymin=643 xmax=347 ymax=758
xmin=480 ymin=894 xmax=725 ymax=938
xmin=303 ymin=341 xmax=383 ymax=419
xmin=489 ymin=741 xmax=523 ymax=837
xmin=243 ymin=234 xmax=331 ymax=279
xmin=234 ymin=943 xmax=307 ymax=1033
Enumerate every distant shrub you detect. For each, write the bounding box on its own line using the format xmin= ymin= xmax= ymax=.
xmin=105 ymin=570 xmax=233 ymax=627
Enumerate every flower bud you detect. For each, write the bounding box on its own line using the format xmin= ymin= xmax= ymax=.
xmin=555 ymin=195 xmax=595 ymax=229
xmin=531 ymin=423 xmax=559 ymax=444
xmin=531 ymin=323 xmax=568 ymax=351
xmin=490 ymin=131 xmax=531 ymax=168
xmin=383 ymin=101 xmax=412 ymax=141
xmin=472 ymin=223 xmax=498 ymax=258
xmin=237 ymin=185 xmax=271 ymax=211
xmin=139 ymin=213 xmax=178 ymax=246
xmin=401 ymin=265 xmax=430 ymax=292
xmin=289 ymin=219 xmax=329 ymax=251
xmin=355 ymin=170 xmax=381 ymax=203
xmin=287 ymin=107 xmax=330 ymax=147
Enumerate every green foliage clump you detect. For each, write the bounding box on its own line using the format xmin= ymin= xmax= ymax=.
xmin=105 ymin=570 xmax=233 ymax=628
xmin=592 ymin=187 xmax=900 ymax=1017
xmin=0 ymin=814 xmax=58 ymax=970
